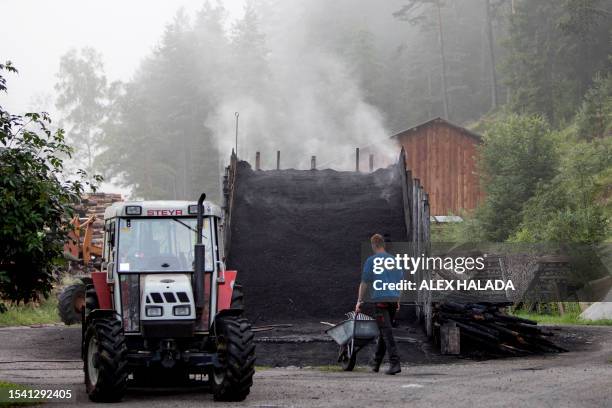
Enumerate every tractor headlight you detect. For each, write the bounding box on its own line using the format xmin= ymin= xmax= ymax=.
xmin=125 ymin=205 xmax=142 ymax=215
xmin=145 ymin=306 xmax=163 ymax=317
xmin=173 ymin=305 xmax=191 ymax=316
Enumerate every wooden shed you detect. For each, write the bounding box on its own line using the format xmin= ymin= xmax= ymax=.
xmin=390 ymin=118 xmax=483 ymax=216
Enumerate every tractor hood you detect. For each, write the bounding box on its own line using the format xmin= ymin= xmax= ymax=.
xmin=140 ymin=274 xmax=196 ymax=321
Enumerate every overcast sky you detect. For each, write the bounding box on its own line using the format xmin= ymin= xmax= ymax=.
xmin=0 ymin=0 xmax=246 ymax=115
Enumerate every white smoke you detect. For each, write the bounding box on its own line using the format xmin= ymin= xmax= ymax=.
xmin=207 ymin=0 xmax=398 ymax=171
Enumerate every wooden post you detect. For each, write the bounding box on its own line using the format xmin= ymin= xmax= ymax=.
xmin=369 ymin=154 xmax=374 ymax=172
xmin=355 ymin=148 xmax=360 ymax=172
xmin=276 ymin=150 xmax=280 ymax=170
xmin=441 ymin=322 xmax=460 ymax=355
xmin=311 ymin=156 xmax=316 ymax=170
xmin=255 ymin=151 xmax=261 ymax=170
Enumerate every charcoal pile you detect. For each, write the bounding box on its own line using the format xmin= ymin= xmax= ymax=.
xmin=226 ymin=161 xmax=407 ymax=323
xmin=434 ymin=302 xmax=567 ymax=355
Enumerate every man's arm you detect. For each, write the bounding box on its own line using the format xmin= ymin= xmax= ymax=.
xmin=355 ymin=281 xmax=368 ymax=312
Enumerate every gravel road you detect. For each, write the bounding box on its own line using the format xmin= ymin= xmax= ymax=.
xmin=1 ymin=324 xmax=611 ymax=407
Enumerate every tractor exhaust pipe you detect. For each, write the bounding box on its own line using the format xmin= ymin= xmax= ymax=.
xmin=194 ymin=193 xmax=207 ymax=310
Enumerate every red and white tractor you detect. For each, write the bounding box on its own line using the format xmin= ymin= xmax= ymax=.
xmin=82 ymin=194 xmax=254 ymax=402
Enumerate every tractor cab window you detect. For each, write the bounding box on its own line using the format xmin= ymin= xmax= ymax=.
xmin=117 ymin=217 xmax=213 ymax=272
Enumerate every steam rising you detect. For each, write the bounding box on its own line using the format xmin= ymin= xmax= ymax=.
xmin=207 ymin=0 xmax=397 ymax=171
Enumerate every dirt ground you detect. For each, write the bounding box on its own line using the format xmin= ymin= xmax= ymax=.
xmin=1 ymin=323 xmax=611 ymax=407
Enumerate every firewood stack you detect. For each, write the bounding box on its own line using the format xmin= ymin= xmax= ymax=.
xmin=74 ymin=193 xmax=123 ymax=246
xmin=434 ymin=301 xmax=567 ymax=356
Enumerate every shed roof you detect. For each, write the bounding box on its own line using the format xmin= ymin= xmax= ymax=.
xmin=391 ymin=117 xmax=482 ymax=142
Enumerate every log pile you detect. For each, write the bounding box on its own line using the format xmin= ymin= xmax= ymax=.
xmin=434 ymin=301 xmax=567 ymax=356
xmin=74 ymin=193 xmax=123 ymax=245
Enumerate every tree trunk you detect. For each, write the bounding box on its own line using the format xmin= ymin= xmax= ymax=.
xmin=484 ymin=0 xmax=499 ymax=110
xmin=435 ymin=0 xmax=450 ymax=120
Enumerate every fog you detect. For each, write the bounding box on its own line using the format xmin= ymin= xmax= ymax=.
xmin=7 ymin=0 xmax=597 ymax=201
xmin=0 ymin=0 xmax=246 ymax=115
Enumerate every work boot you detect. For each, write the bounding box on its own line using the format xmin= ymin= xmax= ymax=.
xmin=385 ymin=362 xmax=401 ymax=375
xmin=370 ymin=360 xmax=382 ymax=373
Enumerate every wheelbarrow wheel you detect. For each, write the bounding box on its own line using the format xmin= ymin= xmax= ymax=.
xmin=339 ymin=346 xmax=357 ymax=371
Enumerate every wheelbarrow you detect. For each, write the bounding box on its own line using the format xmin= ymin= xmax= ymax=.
xmin=325 ymin=312 xmax=379 ymax=371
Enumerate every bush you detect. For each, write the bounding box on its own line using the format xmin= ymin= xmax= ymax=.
xmin=513 ymin=137 xmax=611 ymax=243
xmin=0 ymin=62 xmax=101 ymax=304
xmin=476 ymin=114 xmax=558 ymax=241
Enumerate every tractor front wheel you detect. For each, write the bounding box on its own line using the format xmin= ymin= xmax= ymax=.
xmin=84 ymin=317 xmax=128 ymax=402
xmin=58 ymin=282 xmax=85 ymax=325
xmin=212 ymin=316 xmax=255 ymax=401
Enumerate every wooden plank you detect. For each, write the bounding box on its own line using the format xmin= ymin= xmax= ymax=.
xmin=441 ymin=322 xmax=460 ymax=355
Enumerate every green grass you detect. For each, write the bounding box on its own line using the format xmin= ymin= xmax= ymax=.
xmin=314 ymin=365 xmax=368 ymax=373
xmin=512 ymin=311 xmax=612 ymax=326
xmin=0 ymin=296 xmax=60 ymax=327
xmin=0 ymin=381 xmax=40 ymax=406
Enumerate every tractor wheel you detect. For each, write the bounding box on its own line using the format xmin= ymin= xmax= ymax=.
xmin=84 ymin=317 xmax=128 ymax=402
xmin=212 ymin=316 xmax=255 ymax=401
xmin=231 ymin=284 xmax=244 ymax=310
xmin=58 ymin=282 xmax=85 ymax=325
xmin=85 ymin=285 xmax=99 ymax=317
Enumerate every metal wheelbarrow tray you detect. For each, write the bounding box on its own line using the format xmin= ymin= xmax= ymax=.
xmin=325 ymin=312 xmax=379 ymax=371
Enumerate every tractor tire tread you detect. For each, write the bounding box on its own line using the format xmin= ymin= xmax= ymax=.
xmin=84 ymin=318 xmax=128 ymax=402
xmin=85 ymin=285 xmax=99 ymax=316
xmin=213 ymin=316 xmax=256 ymax=401
xmin=58 ymin=283 xmax=85 ymax=325
xmin=230 ymin=284 xmax=244 ymax=311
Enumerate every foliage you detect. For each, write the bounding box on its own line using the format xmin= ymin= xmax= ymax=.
xmin=0 ymin=62 xmax=101 ymax=304
xmin=476 ymin=114 xmax=557 ymax=241
xmin=502 ymin=0 xmax=612 ymax=125
xmin=513 ymin=136 xmax=611 ymax=243
xmin=575 ymin=72 xmax=612 ymax=140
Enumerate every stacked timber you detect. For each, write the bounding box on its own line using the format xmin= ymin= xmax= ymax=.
xmin=74 ymin=193 xmax=123 ymax=246
xmin=434 ymin=302 xmax=567 ymax=355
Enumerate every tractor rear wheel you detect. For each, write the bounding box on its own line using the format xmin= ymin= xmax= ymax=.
xmin=84 ymin=317 xmax=128 ymax=402
xmin=212 ymin=316 xmax=255 ymax=401
xmin=231 ymin=284 xmax=244 ymax=311
xmin=58 ymin=282 xmax=85 ymax=325
xmin=85 ymin=284 xmax=99 ymax=316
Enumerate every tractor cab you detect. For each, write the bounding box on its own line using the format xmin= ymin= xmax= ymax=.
xmin=81 ymin=195 xmax=254 ymax=403
xmin=101 ymin=200 xmax=224 ymax=333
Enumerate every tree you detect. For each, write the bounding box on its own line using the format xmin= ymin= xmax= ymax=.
xmin=575 ymin=72 xmax=612 ymax=140
xmin=55 ymin=47 xmax=108 ymax=174
xmin=0 ymin=62 xmax=101 ymax=304
xmin=476 ymin=114 xmax=557 ymax=241
xmin=502 ymin=0 xmax=611 ymax=124
xmin=483 ymin=0 xmax=499 ymax=110
xmin=513 ymin=137 xmax=611 ymax=243
xmin=230 ymin=1 xmax=270 ymax=97
xmin=98 ymin=5 xmax=226 ymax=200
xmin=394 ymin=0 xmax=450 ymax=119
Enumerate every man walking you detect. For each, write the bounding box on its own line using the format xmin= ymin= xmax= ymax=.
xmin=355 ymin=234 xmax=402 ymax=375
